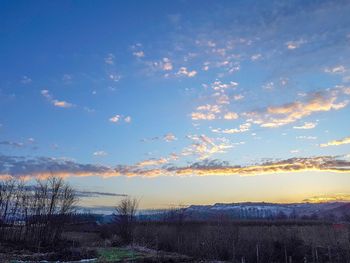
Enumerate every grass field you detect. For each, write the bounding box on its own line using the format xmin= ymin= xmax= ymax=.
xmin=97 ymin=247 xmax=144 ymax=262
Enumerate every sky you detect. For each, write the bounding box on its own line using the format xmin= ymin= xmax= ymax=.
xmin=1 ymin=0 xmax=350 ymax=210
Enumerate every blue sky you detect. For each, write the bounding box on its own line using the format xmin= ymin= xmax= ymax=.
xmin=1 ymin=0 xmax=350 ymax=209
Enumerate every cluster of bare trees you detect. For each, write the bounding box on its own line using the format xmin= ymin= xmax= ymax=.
xmin=133 ymin=220 xmax=350 ymax=263
xmin=0 ymin=176 xmax=77 ymax=248
xmin=113 ymin=197 xmax=139 ymax=244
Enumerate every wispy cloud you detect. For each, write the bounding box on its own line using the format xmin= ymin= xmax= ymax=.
xmin=303 ymin=193 xmax=350 ymax=203
xmin=131 ymin=43 xmax=145 ymax=59
xmin=320 ymin=136 xmax=350 ymax=147
xmin=182 ymin=134 xmax=233 ymax=160
xmin=210 ymin=80 xmax=238 ymax=92
xmin=124 ymin=116 xmax=132 ymax=123
xmin=20 ymin=76 xmax=32 ymax=84
xmin=0 ymin=155 xmax=115 ymax=179
xmin=285 ymin=39 xmax=306 ymax=50
xmin=109 ymin=73 xmax=121 ymax=82
xmin=224 ymin=112 xmax=239 ymax=120
xmin=0 ymin=141 xmax=25 ymax=148
xmin=162 ymin=58 xmax=173 ymax=71
xmin=251 ymin=54 xmax=262 ymax=61
xmin=104 ymin=53 xmax=115 ymax=65
xmin=163 ymin=133 xmax=177 ymax=142
xmin=109 ymin=115 xmax=121 ymax=123
xmin=293 ymin=122 xmax=317 ymax=129
xmin=191 ymin=104 xmax=221 ymax=120
xmin=169 ymin=155 xmax=350 ymax=177
xmin=93 ymin=151 xmax=108 ymax=157
xmin=41 ymin=90 xmax=74 ymax=108
xmin=109 ymin=114 xmax=131 ymax=124
xmin=191 ymin=112 xmax=216 ymax=121
xmin=176 ymin=67 xmax=197 ymax=77
xmin=136 ymin=157 xmax=169 ymax=167
xmin=75 ymin=190 xmax=127 ymax=198
xmin=133 ymin=51 xmax=145 ymax=58
xmin=142 ymin=133 xmax=177 ymax=143
xmin=1 ymin=154 xmax=350 ymax=179
xmin=245 ymin=89 xmax=348 ymax=128
xmin=211 ymin=123 xmax=251 ymax=134
xmin=296 ymin=136 xmax=317 ymax=140
xmin=325 ymin=65 xmax=346 ymax=74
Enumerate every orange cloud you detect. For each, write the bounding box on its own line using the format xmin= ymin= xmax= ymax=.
xmin=2 ymin=155 xmax=350 ymax=180
xmin=320 ymin=136 xmax=350 ymax=147
xmin=245 ymin=90 xmax=348 ymax=128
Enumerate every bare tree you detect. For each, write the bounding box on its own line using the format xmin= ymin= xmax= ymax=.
xmin=0 ymin=176 xmax=78 ymax=247
xmin=113 ymin=197 xmax=139 ymax=244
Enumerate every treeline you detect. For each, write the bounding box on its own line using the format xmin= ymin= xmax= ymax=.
xmin=99 ymin=206 xmax=350 ymax=262
xmin=133 ymin=221 xmax=350 ymax=262
xmin=0 ymin=176 xmax=77 ymax=248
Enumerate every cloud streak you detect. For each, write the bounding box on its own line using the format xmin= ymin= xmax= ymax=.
xmin=1 ymin=154 xmax=350 ymax=179
xmin=41 ymin=90 xmax=74 ymax=108
xmin=245 ymin=89 xmax=348 ymax=128
xmin=320 ymin=136 xmax=350 ymax=147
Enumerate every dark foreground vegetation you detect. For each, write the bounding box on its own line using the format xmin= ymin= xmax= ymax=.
xmin=1 ymin=177 xmax=350 ymax=262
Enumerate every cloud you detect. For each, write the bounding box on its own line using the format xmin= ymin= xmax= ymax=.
xmin=290 ymin=149 xmax=300 ymax=154
xmin=224 ymin=112 xmax=239 ymax=120
xmin=109 ymin=73 xmax=121 ymax=82
xmin=142 ymin=133 xmax=177 ymax=143
xmin=216 ymin=94 xmax=230 ymax=104
xmin=320 ymin=136 xmax=350 ymax=147
xmin=285 ymin=39 xmax=306 ymax=50
xmin=131 ymin=43 xmax=145 ymax=59
xmin=191 ymin=104 xmax=221 ymax=120
xmin=105 ymin=53 xmax=115 ymax=65
xmin=93 ymin=151 xmax=108 ymax=157
xmin=136 ymin=158 xmax=169 ymax=167
xmin=182 ymin=135 xmax=233 ymax=160
xmin=303 ymin=193 xmax=350 ymax=203
xmin=124 ymin=116 xmax=132 ymax=123
xmin=176 ymin=67 xmax=197 ymax=77
xmin=109 ymin=114 xmax=131 ymax=124
xmin=251 ymin=54 xmax=262 ymax=61
xmin=245 ymin=90 xmax=348 ymax=128
xmin=325 ymin=65 xmax=346 ymax=74
xmin=162 ymin=58 xmax=173 ymax=71
xmin=262 ymin=82 xmax=274 ymax=90
xmin=53 ymin=100 xmax=73 ymax=108
xmin=296 ymin=136 xmax=317 ymax=140
xmin=163 ymin=133 xmax=177 ymax=142
xmin=2 ymin=154 xmax=350 ymax=179
xmin=234 ymin=94 xmax=244 ymax=101
xmin=133 ymin=51 xmax=145 ymax=58
xmin=21 ymin=76 xmax=32 ymax=84
xmin=211 ymin=123 xmax=251 ymax=134
xmin=109 ymin=114 xmax=121 ymax=123
xmin=146 ymin=57 xmax=174 ymax=74
xmin=41 ymin=90 xmax=74 ymax=108
xmin=202 ymin=62 xmax=210 ymax=71
xmin=191 ymin=112 xmax=216 ymax=120
xmin=170 ymin=155 xmax=350 ymax=177
xmin=75 ymin=190 xmax=127 ymax=198
xmin=196 ymin=104 xmax=221 ymax=113
xmin=211 ymin=80 xmax=238 ymax=92
xmin=293 ymin=122 xmax=317 ymax=129
xmin=0 ymin=155 xmax=116 ymax=179
xmin=62 ymin=74 xmax=72 ymax=82
xmin=0 ymin=141 xmax=25 ymax=148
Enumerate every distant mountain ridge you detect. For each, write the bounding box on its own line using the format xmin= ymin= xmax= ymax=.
xmin=94 ymin=201 xmax=350 ymax=223
xmin=184 ymin=202 xmax=350 ymax=220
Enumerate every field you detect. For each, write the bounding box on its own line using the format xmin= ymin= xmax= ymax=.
xmin=2 ymin=220 xmax=348 ymax=262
